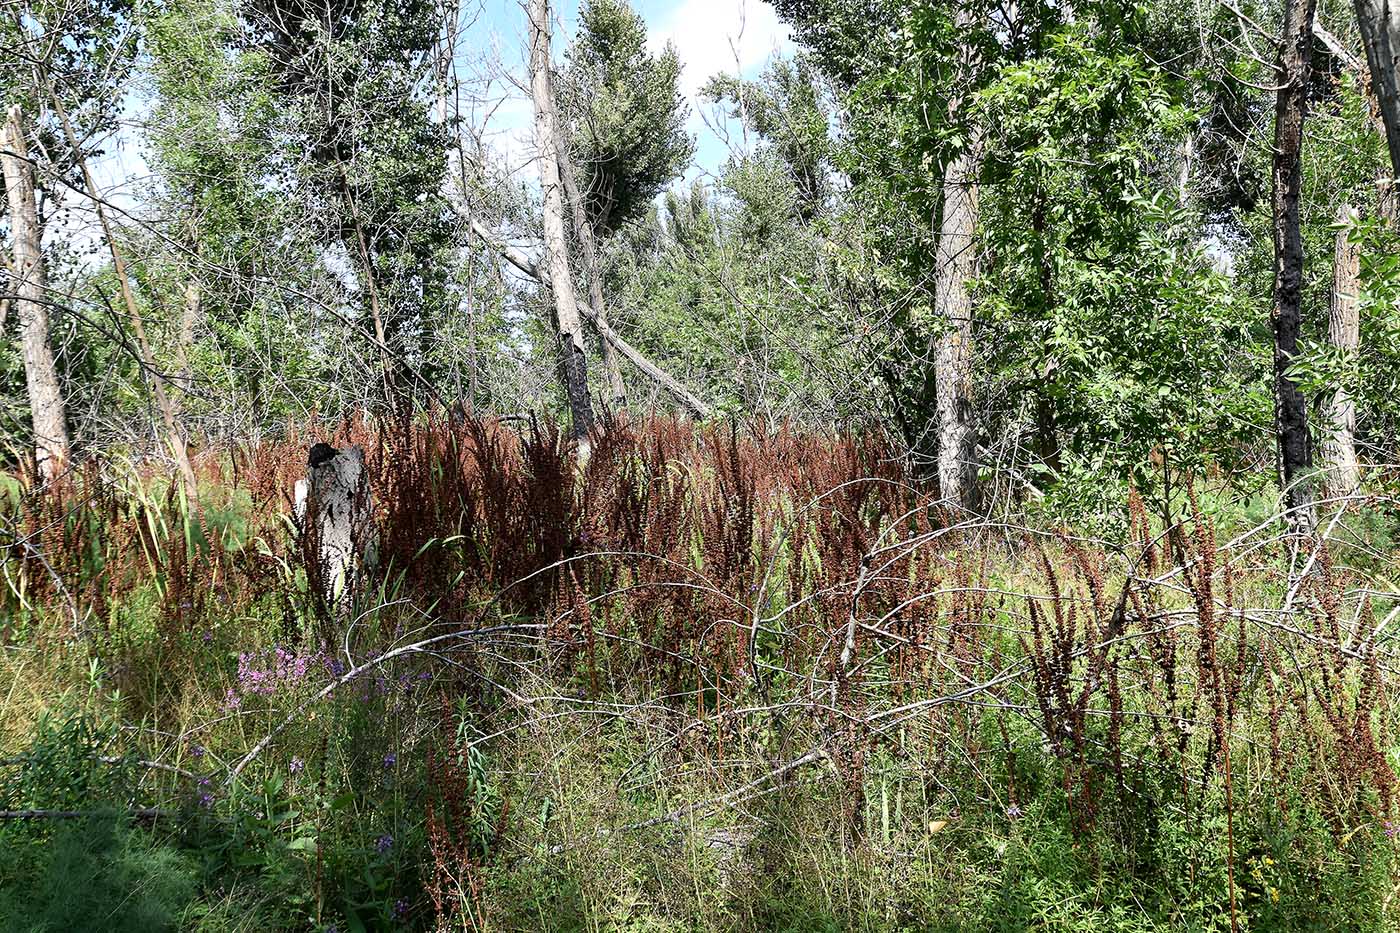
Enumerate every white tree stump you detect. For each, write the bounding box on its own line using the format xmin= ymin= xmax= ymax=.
xmin=295 ymin=444 xmax=373 ymax=609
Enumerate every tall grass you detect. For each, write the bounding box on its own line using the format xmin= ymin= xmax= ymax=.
xmin=0 ymin=412 xmax=1397 ymax=930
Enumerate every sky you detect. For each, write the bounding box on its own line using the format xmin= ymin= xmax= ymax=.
xmin=87 ymin=0 xmax=794 ymax=205
xmin=458 ymin=0 xmax=793 ymax=184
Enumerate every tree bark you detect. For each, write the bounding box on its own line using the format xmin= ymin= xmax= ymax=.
xmin=1354 ymin=0 xmax=1400 ymax=180
xmin=932 ymin=139 xmax=981 ymax=512
xmin=556 ymin=125 xmax=626 ymax=409
xmin=928 ymin=6 xmax=982 ymax=513
xmin=1 ymin=105 xmax=69 ymax=481
xmin=1321 ymin=205 xmax=1362 ymax=499
xmin=1271 ymin=0 xmax=1320 ymax=529
xmin=528 ymin=0 xmax=594 ymax=440
xmin=295 ymin=444 xmax=374 ymax=612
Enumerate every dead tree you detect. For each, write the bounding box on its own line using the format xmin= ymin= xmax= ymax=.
xmin=528 ymin=0 xmax=595 ymax=442
xmin=556 ymin=131 xmax=627 ymax=409
xmin=1321 ymin=205 xmax=1363 ymax=499
xmin=1270 ymin=0 xmax=1320 ymax=530
xmin=295 ymin=443 xmax=375 ymax=611
xmin=1 ymin=105 xmax=69 ymax=481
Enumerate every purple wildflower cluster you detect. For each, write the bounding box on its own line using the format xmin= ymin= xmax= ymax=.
xmin=224 ymin=646 xmax=337 ymax=709
xmin=221 ymin=644 xmax=433 ymax=710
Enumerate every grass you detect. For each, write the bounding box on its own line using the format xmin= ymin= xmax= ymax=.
xmin=0 ymin=413 xmax=1398 ymax=930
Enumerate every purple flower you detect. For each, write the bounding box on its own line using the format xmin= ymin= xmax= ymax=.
xmin=189 ymin=744 xmax=205 ymax=759
xmin=1005 ymin=804 xmax=1023 ymax=820
xmin=198 ymin=792 xmax=214 ymax=809
xmin=393 ymin=899 xmax=409 ymax=919
xmin=382 ymin=752 xmax=396 ymax=769
xmin=202 ymin=630 xmax=213 ymax=644
xmin=1384 ymin=820 xmax=1397 ymax=839
xmin=230 ymin=646 xmax=331 ymax=704
xmin=375 ymin=834 xmax=393 ymax=854
xmin=289 ymin=757 xmax=305 ymax=775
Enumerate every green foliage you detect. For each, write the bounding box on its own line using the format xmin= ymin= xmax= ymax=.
xmin=0 ymin=818 xmax=199 ymax=933
xmin=561 ymin=0 xmax=695 ymax=237
xmin=978 ymin=29 xmax=1257 ymax=495
xmin=703 ymin=57 xmax=835 ymax=219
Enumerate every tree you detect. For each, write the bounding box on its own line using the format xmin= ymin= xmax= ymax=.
xmin=1270 ymin=0 xmax=1321 ymax=528
xmin=1321 ymin=205 xmax=1362 ymax=498
xmin=560 ymin=0 xmax=694 ymax=238
xmin=530 ymin=0 xmax=594 ymax=440
xmin=703 ymin=57 xmax=835 ymax=219
xmin=245 ymin=0 xmax=455 ymax=398
xmin=556 ymin=120 xmax=627 ymax=408
xmin=0 ymin=0 xmax=135 ymax=467
xmin=929 ymin=5 xmax=982 ymax=512
xmin=1354 ymin=0 xmax=1400 ymax=180
xmin=1 ymin=106 xmax=68 ymax=479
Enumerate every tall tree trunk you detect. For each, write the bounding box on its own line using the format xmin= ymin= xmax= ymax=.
xmin=556 ymin=130 xmax=626 ymax=409
xmin=929 ymin=6 xmax=982 ymax=513
xmin=1354 ymin=0 xmax=1400 ymax=180
xmin=528 ymin=0 xmax=594 ymax=440
xmin=932 ymin=139 xmax=981 ymax=512
xmin=2 ymin=105 xmax=69 ymax=480
xmin=1321 ymin=205 xmax=1362 ymax=499
xmin=1271 ymin=0 xmax=1320 ymax=529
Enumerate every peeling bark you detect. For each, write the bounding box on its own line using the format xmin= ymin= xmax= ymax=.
xmin=1 ymin=105 xmax=69 ymax=480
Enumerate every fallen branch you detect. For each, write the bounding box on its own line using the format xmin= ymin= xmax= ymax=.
xmin=0 ymin=807 xmax=174 ymax=821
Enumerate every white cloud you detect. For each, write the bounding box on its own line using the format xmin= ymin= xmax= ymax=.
xmin=648 ymin=0 xmax=792 ymax=101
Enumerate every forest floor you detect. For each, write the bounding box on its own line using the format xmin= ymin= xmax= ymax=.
xmin=1 ymin=415 xmax=1398 ymax=931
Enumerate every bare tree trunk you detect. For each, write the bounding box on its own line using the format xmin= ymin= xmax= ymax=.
xmin=528 ymin=0 xmax=594 ymax=440
xmin=1271 ymin=0 xmax=1320 ymax=530
xmin=932 ymin=139 xmax=981 ymax=512
xmin=929 ymin=6 xmax=981 ymax=513
xmin=1321 ymin=205 xmax=1362 ymax=499
xmin=466 ymin=214 xmax=711 ymax=417
xmin=556 ymin=130 xmax=626 ymax=409
xmin=1 ymin=105 xmax=69 ymax=480
xmin=1354 ymin=0 xmax=1400 ymax=180
xmin=295 ymin=444 xmax=374 ymax=614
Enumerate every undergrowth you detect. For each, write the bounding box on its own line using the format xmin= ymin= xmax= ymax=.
xmin=0 ymin=412 xmax=1397 ymax=930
